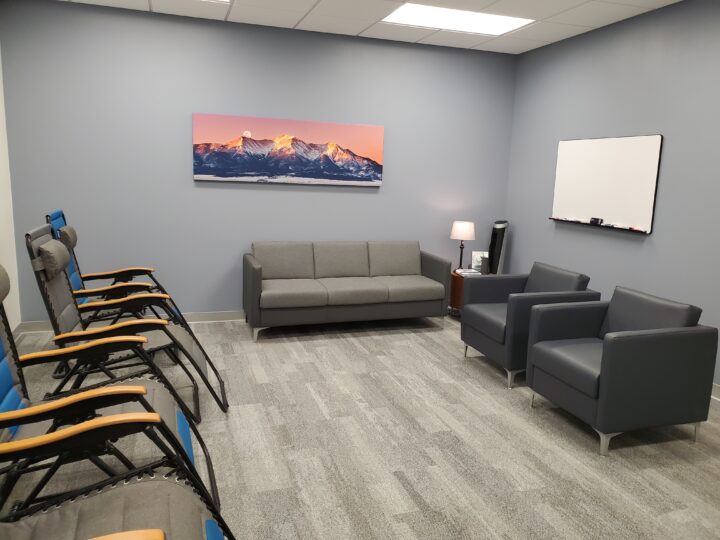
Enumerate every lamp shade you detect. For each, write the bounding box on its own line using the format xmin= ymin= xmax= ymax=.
xmin=450 ymin=220 xmax=475 ymax=241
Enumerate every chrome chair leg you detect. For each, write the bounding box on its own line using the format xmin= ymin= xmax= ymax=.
xmin=506 ymin=369 xmax=522 ymax=389
xmin=594 ymin=430 xmax=622 ymax=456
xmin=530 ymin=391 xmax=536 ymax=409
xmin=693 ymin=422 xmax=701 ymax=443
xmin=464 ymin=345 xmax=468 ymax=357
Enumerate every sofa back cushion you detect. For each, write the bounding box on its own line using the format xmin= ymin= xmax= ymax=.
xmin=368 ymin=241 xmax=421 ymax=277
xmin=252 ymin=242 xmax=315 ymax=280
xmin=524 ymin=262 xmax=589 ymax=293
xmin=313 ymin=242 xmax=369 ymax=278
xmin=600 ymin=286 xmax=702 ymax=337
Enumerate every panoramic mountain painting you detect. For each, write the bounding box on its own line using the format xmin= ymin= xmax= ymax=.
xmin=193 ymin=113 xmax=384 ymax=187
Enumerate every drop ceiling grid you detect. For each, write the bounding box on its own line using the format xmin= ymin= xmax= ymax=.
xmin=60 ymin=0 xmax=684 ymax=54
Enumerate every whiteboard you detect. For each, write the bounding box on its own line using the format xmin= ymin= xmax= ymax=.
xmin=551 ymin=135 xmax=663 ymax=234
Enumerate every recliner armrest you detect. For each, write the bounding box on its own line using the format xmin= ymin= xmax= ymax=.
xmin=462 ymin=274 xmax=529 ymax=305
xmin=597 ymin=326 xmax=718 ymax=433
xmin=421 ymin=251 xmax=451 ymax=311
xmin=243 ymin=253 xmax=262 ymax=328
xmin=82 ymin=267 xmax=155 ymax=281
xmin=528 ymin=300 xmax=608 ymax=347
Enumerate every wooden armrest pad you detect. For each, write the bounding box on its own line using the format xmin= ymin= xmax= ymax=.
xmin=0 ymin=412 xmax=160 ymax=455
xmin=0 ymin=386 xmax=147 ymax=423
xmin=90 ymin=531 xmax=164 ymax=540
xmin=73 ymin=282 xmax=153 ymax=296
xmin=78 ymin=293 xmax=171 ymax=311
xmin=19 ymin=336 xmax=148 ymax=363
xmin=82 ymin=267 xmax=155 ymax=280
xmin=54 ymin=319 xmax=168 ymax=343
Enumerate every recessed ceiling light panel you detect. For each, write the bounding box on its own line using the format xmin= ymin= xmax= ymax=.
xmin=382 ymin=3 xmax=533 ymax=36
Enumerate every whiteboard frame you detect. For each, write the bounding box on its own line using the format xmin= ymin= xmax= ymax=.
xmin=549 ymin=134 xmax=663 ymax=235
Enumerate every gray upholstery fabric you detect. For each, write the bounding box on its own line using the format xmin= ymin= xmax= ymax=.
xmin=372 ymin=275 xmax=445 ymax=303
xmin=531 ymin=338 xmax=604 ymax=398
xmin=524 ymin=262 xmax=590 ymax=293
xmin=260 ymin=279 xmax=328 ymax=309
xmin=420 ymin=251 xmax=451 ymax=313
xmin=243 ymin=253 xmax=262 ymax=328
xmin=463 ymin=274 xmax=528 ymax=305
xmin=58 ymin=225 xmax=78 ymax=250
xmin=318 ymin=277 xmax=388 ymax=306
xmin=252 ymin=242 xmax=315 ymax=280
xmin=314 ymin=241 xmax=370 ymax=278
xmin=1 ymin=477 xmax=215 ymax=540
xmin=368 ymin=241 xmax=421 ymax=277
xmin=600 ymin=286 xmax=702 ymax=337
xmin=462 ymin=303 xmax=508 ymax=343
xmin=0 ymin=265 xmax=9 ymax=302
xmin=531 ymin=367 xmax=599 ymax=427
xmin=38 ymin=239 xmax=70 ymax=280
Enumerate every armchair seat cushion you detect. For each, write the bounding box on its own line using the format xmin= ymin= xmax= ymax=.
xmin=462 ymin=303 xmax=508 ymax=343
xmin=260 ymin=279 xmax=328 ymax=308
xmin=532 ymin=338 xmax=603 ymax=398
xmin=372 ymin=275 xmax=445 ymax=303
xmin=318 ymin=277 xmax=388 ymax=305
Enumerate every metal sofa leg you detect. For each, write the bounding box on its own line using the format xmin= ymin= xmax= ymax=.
xmin=464 ymin=345 xmax=468 ymax=357
xmin=530 ymin=391 xmax=536 ymax=408
xmin=252 ymin=327 xmax=267 ymax=342
xmin=693 ymin=422 xmax=702 ymax=443
xmin=506 ymin=369 xmax=523 ymax=389
xmin=594 ymin=430 xmax=622 ymax=456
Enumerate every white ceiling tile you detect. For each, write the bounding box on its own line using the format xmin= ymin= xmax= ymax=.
xmin=418 ymin=30 xmax=493 ymax=48
xmin=296 ymin=14 xmax=373 ymax=35
xmin=310 ymin=0 xmax=402 ymax=22
xmin=596 ymin=0 xmax=682 ymax=7
xmin=227 ymin=5 xmax=304 ymax=28
xmin=70 ymin=0 xmax=149 ymax=9
xmin=230 ymin=0 xmax=316 ymax=11
xmin=474 ymin=35 xmax=549 ymax=54
xmin=360 ymin=22 xmax=437 ymax=42
xmin=548 ymin=1 xmax=650 ymax=27
xmin=483 ymin=0 xmax=588 ymax=20
xmin=152 ymin=0 xmax=230 ymax=21
xmin=412 ymin=0 xmax=497 ymax=10
xmin=508 ymin=21 xmax=592 ymax=41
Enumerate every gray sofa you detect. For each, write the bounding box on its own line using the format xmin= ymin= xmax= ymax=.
xmin=243 ymin=241 xmax=451 ymax=339
xmin=528 ymin=287 xmax=718 ymax=455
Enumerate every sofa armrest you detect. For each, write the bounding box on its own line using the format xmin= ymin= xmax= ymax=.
xmin=505 ymin=290 xmax=601 ymax=372
xmin=462 ymin=274 xmax=529 ymax=305
xmin=596 ymin=326 xmax=718 ymax=434
xmin=528 ymin=301 xmax=609 ymax=346
xmin=421 ymin=251 xmax=451 ymax=312
xmin=243 ymin=253 xmax=262 ymax=328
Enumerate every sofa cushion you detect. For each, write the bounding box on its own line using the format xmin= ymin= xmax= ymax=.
xmin=600 ymin=286 xmax=702 ymax=337
xmin=368 ymin=241 xmax=421 ymax=277
xmin=317 ymin=277 xmax=388 ymax=306
xmin=260 ymin=279 xmax=327 ymax=309
xmin=531 ymin=338 xmax=604 ymax=398
xmin=524 ymin=262 xmax=590 ymax=293
xmin=313 ymin=242 xmax=369 ymax=278
xmin=372 ymin=275 xmax=444 ymax=303
xmin=252 ymin=242 xmax=314 ymax=280
xmin=462 ymin=303 xmax=508 ymax=343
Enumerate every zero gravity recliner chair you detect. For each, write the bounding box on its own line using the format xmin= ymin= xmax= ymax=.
xmin=461 ymin=262 xmax=600 ymax=388
xmin=527 ymin=287 xmax=718 ymax=456
xmin=25 ymin=224 xmax=229 ymax=422
xmin=0 ymin=264 xmax=224 ymax=520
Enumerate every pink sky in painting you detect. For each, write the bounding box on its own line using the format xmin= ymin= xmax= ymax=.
xmin=193 ymin=113 xmax=384 ymax=164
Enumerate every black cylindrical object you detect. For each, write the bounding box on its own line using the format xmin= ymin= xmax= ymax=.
xmin=488 ymin=220 xmax=508 ymax=274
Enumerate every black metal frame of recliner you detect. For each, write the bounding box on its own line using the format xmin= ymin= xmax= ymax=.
xmin=526 ymin=297 xmax=718 ymax=456
xmin=461 ymin=269 xmax=600 ymax=388
xmin=25 ymin=225 xmax=229 ymax=420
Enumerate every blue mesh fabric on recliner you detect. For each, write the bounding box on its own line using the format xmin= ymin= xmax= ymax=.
xmin=47 ymin=209 xmax=86 ymax=303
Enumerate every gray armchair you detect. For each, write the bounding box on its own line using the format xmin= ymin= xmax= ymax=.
xmin=461 ymin=262 xmax=599 ymax=388
xmin=527 ymin=287 xmax=718 ymax=455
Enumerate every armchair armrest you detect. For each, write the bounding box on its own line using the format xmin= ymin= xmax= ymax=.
xmin=92 ymin=532 xmax=164 ymax=540
xmin=505 ymin=290 xmax=601 ymax=372
xmin=0 ymin=412 xmax=160 ymax=461
xmin=19 ymin=336 xmax=148 ymax=367
xmin=462 ymin=274 xmax=529 ymax=305
xmin=0 ymin=385 xmax=148 ymax=429
xmin=597 ymin=326 xmax=718 ymax=434
xmin=77 ymin=293 xmax=171 ymax=314
xmin=81 ymin=267 xmax=155 ymax=281
xmin=243 ymin=254 xmax=262 ymax=328
xmin=421 ymin=251 xmax=451 ymax=311
xmin=73 ymin=282 xmax=153 ymax=298
xmin=528 ymin=301 xmax=609 ymax=347
xmin=53 ymin=319 xmax=168 ymax=346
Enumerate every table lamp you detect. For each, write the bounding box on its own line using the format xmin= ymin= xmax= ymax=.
xmin=450 ymin=220 xmax=475 ymax=270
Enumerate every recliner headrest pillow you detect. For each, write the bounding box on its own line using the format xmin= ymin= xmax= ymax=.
xmin=58 ymin=225 xmax=78 ymax=251
xmin=38 ymin=240 xmax=70 ymax=280
xmin=0 ymin=265 xmax=10 ymax=303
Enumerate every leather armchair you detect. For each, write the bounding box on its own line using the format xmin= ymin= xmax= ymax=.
xmin=527 ymin=287 xmax=718 ymax=455
xmin=461 ymin=262 xmax=599 ymax=388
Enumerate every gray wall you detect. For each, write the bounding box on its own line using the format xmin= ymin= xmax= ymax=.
xmin=0 ymin=0 xmax=516 ymax=320
xmin=505 ymin=0 xmax=720 ymax=381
